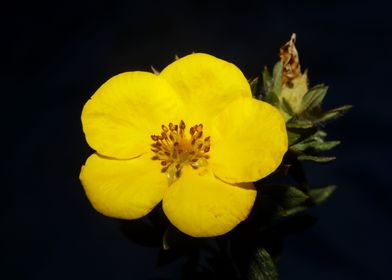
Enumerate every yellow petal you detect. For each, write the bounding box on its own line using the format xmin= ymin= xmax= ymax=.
xmin=79 ymin=153 xmax=167 ymax=219
xmin=210 ymin=97 xmax=288 ymax=183
xmin=159 ymin=53 xmax=251 ymax=126
xmin=82 ymin=71 xmax=184 ymax=159
xmin=162 ymin=167 xmax=256 ymax=237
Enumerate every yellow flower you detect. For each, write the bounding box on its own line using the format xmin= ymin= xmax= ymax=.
xmin=79 ymin=53 xmax=288 ymax=237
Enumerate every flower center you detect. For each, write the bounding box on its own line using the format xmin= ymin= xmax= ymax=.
xmin=151 ymin=120 xmax=211 ymax=183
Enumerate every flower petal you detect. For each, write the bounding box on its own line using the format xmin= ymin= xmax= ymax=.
xmin=82 ymin=71 xmax=184 ymax=159
xmin=79 ymin=153 xmax=167 ymax=219
xmin=162 ymin=166 xmax=256 ymax=237
xmin=210 ymin=97 xmax=288 ymax=183
xmin=159 ymin=53 xmax=251 ymax=125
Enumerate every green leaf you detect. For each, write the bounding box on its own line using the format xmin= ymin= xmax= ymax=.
xmin=262 ymin=66 xmax=272 ymax=94
xmin=162 ymin=226 xmax=183 ymax=250
xmin=283 ymin=205 xmax=308 ymax=216
xmin=248 ymin=248 xmax=279 ymax=280
xmin=287 ymin=129 xmax=302 ymax=146
xmin=290 ymin=140 xmax=340 ymax=153
xmin=151 ymin=65 xmax=160 ymax=74
xmin=301 ymin=84 xmax=328 ymax=112
xmin=286 ymin=119 xmax=314 ymax=129
xmin=271 ymin=61 xmax=283 ymax=97
xmin=264 ymin=90 xmax=280 ymax=107
xmin=281 ymin=97 xmax=294 ymax=115
xmin=250 ymin=77 xmax=259 ymax=97
xmin=308 ymin=185 xmax=336 ymax=205
xmin=292 ymin=129 xmax=326 ymax=145
xmin=262 ymin=61 xmax=283 ymax=106
xmin=313 ymin=105 xmax=353 ymax=123
xmin=261 ymin=185 xmax=308 ymax=209
xmin=286 ymin=126 xmax=319 ymax=146
xmin=297 ymin=155 xmax=336 ymax=163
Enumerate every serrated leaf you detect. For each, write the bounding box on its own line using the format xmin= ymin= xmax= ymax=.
xmin=271 ymin=61 xmax=283 ymax=97
xmin=301 ymin=84 xmax=328 ymax=112
xmin=248 ymin=248 xmax=279 ymax=280
xmin=308 ymin=185 xmax=336 ymax=204
xmin=297 ymin=155 xmax=336 ymax=163
xmin=313 ymin=105 xmax=353 ymax=123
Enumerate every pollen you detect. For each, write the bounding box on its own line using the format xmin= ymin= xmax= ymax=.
xmin=151 ymin=120 xmax=211 ymax=183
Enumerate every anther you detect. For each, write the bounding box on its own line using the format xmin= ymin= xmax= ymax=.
xmin=161 ymin=125 xmax=168 ymax=132
xmin=151 ymin=120 xmax=211 ymax=181
xmin=169 ymin=123 xmax=175 ymax=131
xmin=180 ymin=120 xmax=186 ymax=130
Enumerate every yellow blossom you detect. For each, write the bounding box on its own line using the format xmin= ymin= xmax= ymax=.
xmin=79 ymin=53 xmax=288 ymax=237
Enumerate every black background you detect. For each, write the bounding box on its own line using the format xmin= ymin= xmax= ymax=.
xmin=3 ymin=0 xmax=391 ymax=279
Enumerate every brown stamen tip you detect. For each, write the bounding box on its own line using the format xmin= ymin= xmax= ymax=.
xmin=152 ymin=120 xmax=210 ymax=181
xmin=161 ymin=125 xmax=168 ymax=132
xmin=180 ymin=120 xmax=185 ymax=129
xmin=169 ymin=123 xmax=175 ymax=131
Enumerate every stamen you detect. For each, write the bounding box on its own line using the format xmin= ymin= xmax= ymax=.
xmin=151 ymin=120 xmax=211 ymax=183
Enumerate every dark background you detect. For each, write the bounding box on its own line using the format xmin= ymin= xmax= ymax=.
xmin=3 ymin=0 xmax=391 ymax=279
